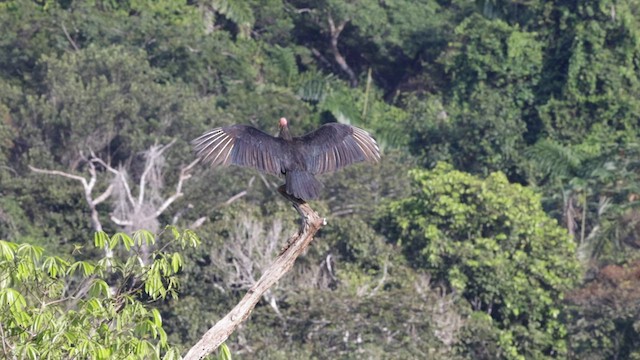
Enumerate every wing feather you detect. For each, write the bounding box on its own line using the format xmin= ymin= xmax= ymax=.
xmin=192 ymin=125 xmax=286 ymax=175
xmin=296 ymin=123 xmax=381 ymax=175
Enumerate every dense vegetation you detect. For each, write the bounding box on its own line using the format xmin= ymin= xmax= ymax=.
xmin=1 ymin=0 xmax=639 ymax=358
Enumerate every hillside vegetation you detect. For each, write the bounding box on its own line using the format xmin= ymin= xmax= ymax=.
xmin=1 ymin=1 xmax=639 ymax=359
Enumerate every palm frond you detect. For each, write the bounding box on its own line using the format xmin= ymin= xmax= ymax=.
xmin=321 ymin=87 xmax=361 ymax=126
xmin=297 ymin=72 xmax=332 ymax=103
xmin=526 ymin=139 xmax=584 ymax=179
xmin=269 ymin=45 xmax=298 ymax=86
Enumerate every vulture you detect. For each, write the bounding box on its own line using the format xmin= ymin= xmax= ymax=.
xmin=192 ymin=118 xmax=380 ymax=200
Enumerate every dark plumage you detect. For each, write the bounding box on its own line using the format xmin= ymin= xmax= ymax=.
xmin=192 ymin=117 xmax=381 ymax=200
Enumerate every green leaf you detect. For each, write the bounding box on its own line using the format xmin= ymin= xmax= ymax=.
xmin=68 ymin=261 xmax=96 ymax=277
xmin=150 ymin=308 xmax=163 ymax=328
xmin=111 ymin=232 xmax=133 ymax=250
xmin=183 ymin=230 xmax=201 ymax=248
xmin=136 ymin=339 xmax=150 ymax=356
xmin=94 ymin=231 xmax=110 ymax=248
xmin=0 ymin=287 xmax=26 ymax=312
xmin=163 ymin=348 xmax=182 ymax=360
xmin=31 ymin=312 xmax=50 ymax=332
xmin=89 ymin=279 xmax=110 ymax=298
xmin=170 ymin=253 xmax=182 ymax=273
xmin=17 ymin=243 xmax=44 ymax=261
xmin=134 ymin=229 xmax=155 ymax=246
xmin=42 ymin=256 xmax=59 ymax=278
xmin=24 ymin=343 xmax=40 ymax=360
xmin=168 ymin=225 xmax=180 ymax=240
xmin=0 ymin=240 xmax=18 ymax=261
xmin=269 ymin=45 xmax=298 ymax=85
xmin=219 ymin=343 xmax=232 ymax=360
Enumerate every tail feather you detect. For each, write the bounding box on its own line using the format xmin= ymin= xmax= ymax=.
xmin=285 ymin=171 xmax=323 ymax=200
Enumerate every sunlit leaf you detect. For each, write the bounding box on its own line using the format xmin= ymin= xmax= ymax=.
xmin=68 ymin=261 xmax=96 ymax=277
xmin=94 ymin=231 xmax=110 ymax=248
xmin=17 ymin=243 xmax=44 ymax=261
xmin=151 ymin=308 xmax=162 ymax=327
xmin=219 ymin=343 xmax=232 ymax=360
xmin=170 ymin=253 xmax=182 ymax=273
xmin=89 ymin=279 xmax=110 ymax=298
xmin=0 ymin=240 xmax=18 ymax=261
xmin=0 ymin=287 xmax=27 ymax=311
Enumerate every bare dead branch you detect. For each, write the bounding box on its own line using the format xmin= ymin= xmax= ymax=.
xmin=222 ymin=176 xmax=254 ymax=206
xmin=29 ymin=166 xmax=88 ymax=187
xmin=86 ymin=161 xmax=97 ymax=190
xmin=183 ymin=157 xmax=201 ymax=173
xmin=91 ymin=144 xmax=197 ymax=233
xmin=29 ymin=164 xmax=112 ymax=261
xmin=291 ymin=7 xmax=313 ymax=14
xmin=138 ymin=139 xmax=176 ymax=206
xmin=93 ymin=184 xmax=114 ymax=206
xmin=224 ymin=191 xmax=247 ymax=206
xmin=29 ymin=165 xmax=104 ymax=231
xmin=92 ymin=156 xmax=136 ymax=207
xmin=327 ymin=13 xmax=346 ymax=37
xmin=190 ymin=217 xmax=207 ymax=229
xmin=183 ymin=187 xmax=325 ymax=360
xmin=368 ymin=257 xmax=389 ymax=297
xmin=31 ymin=143 xmax=197 ymax=265
xmin=327 ymin=14 xmax=357 ymax=87
xmin=0 ymin=165 xmax=18 ymax=175
xmin=172 ymin=204 xmax=194 ymax=225
xmin=61 ymin=23 xmax=79 ymax=51
xmin=310 ymin=47 xmax=334 ymax=69
xmin=110 ymin=215 xmax=133 ymax=227
xmin=256 ymin=173 xmax=280 ymax=193
xmin=143 ymin=157 xmax=197 ymax=221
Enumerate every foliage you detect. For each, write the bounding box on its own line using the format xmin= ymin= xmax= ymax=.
xmin=19 ymin=44 xmax=214 ymax=166
xmin=208 ymin=0 xmax=256 ymax=38
xmin=565 ymin=261 xmax=640 ymax=359
xmin=380 ymin=163 xmax=581 ymax=359
xmin=288 ymin=0 xmax=449 ymax=89
xmin=537 ymin=0 xmax=640 ymax=143
xmin=1 ymin=0 xmax=640 ymax=357
xmin=409 ymin=14 xmax=542 ymax=176
xmin=526 ymin=134 xmax=640 ymax=263
xmin=0 ymin=227 xmax=200 ymax=359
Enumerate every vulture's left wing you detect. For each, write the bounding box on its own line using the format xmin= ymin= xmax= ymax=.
xmin=192 ymin=125 xmax=286 ymax=176
xmin=297 ymin=123 xmax=380 ymax=175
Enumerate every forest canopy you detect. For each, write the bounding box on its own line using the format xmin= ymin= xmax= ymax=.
xmin=1 ymin=0 xmax=640 ymax=359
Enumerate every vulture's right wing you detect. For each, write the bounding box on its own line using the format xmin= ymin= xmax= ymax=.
xmin=192 ymin=125 xmax=286 ymax=176
xmin=297 ymin=123 xmax=380 ymax=174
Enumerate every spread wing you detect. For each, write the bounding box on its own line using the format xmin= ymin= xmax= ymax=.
xmin=192 ymin=125 xmax=286 ymax=175
xmin=297 ymin=123 xmax=381 ymax=175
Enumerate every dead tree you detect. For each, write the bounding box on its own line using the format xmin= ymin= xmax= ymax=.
xmin=29 ymin=141 xmax=199 ymax=261
xmin=210 ymin=213 xmax=292 ymax=317
xmin=183 ymin=188 xmax=325 ymax=360
xmin=93 ymin=141 xmax=199 ymax=234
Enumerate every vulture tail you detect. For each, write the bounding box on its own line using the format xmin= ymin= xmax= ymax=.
xmin=285 ymin=171 xmax=323 ymax=200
